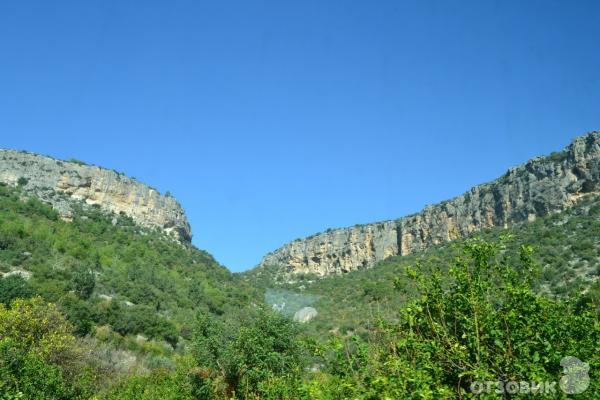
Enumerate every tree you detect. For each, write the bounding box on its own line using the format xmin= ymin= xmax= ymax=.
xmin=60 ymin=294 xmax=94 ymax=337
xmin=71 ymin=265 xmax=95 ymax=300
xmin=192 ymin=307 xmax=305 ymax=398
xmin=393 ymin=238 xmax=598 ymax=396
xmin=0 ymin=275 xmax=34 ymax=306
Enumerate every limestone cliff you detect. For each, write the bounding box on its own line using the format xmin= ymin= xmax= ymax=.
xmin=0 ymin=150 xmax=192 ymax=242
xmin=260 ymin=131 xmax=600 ymax=276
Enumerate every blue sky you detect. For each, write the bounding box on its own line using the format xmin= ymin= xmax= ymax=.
xmin=1 ymin=1 xmax=599 ymax=271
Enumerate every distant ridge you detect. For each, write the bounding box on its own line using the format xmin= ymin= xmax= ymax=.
xmin=259 ymin=131 xmax=600 ymax=276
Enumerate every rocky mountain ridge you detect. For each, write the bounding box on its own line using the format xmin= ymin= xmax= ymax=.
xmin=259 ymin=131 xmax=600 ymax=276
xmin=0 ymin=150 xmax=192 ymax=242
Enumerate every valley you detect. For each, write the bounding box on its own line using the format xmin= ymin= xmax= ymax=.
xmin=0 ymin=132 xmax=598 ymax=399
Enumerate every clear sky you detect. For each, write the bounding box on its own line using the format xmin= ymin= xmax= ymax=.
xmin=1 ymin=1 xmax=599 ymax=271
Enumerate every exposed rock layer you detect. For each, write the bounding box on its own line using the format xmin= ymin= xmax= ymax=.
xmin=0 ymin=150 xmax=192 ymax=242
xmin=260 ymin=132 xmax=600 ymax=276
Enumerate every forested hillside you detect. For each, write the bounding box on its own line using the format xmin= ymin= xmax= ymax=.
xmin=0 ymin=176 xmax=598 ymax=399
xmin=0 ymin=182 xmax=256 ymax=350
xmin=246 ymin=194 xmax=600 ymax=338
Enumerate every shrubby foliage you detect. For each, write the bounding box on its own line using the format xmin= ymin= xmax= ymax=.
xmin=302 ymin=238 xmax=598 ymax=398
xmin=100 ymin=237 xmax=597 ymax=399
xmin=0 ymin=182 xmax=597 ymax=398
xmin=102 ymin=356 xmax=196 ymax=400
xmin=0 ymin=298 xmax=99 ymax=399
xmin=191 ymin=307 xmax=304 ymax=398
xmin=0 ymin=184 xmax=257 ymax=346
xmin=270 ymin=194 xmax=600 ymax=337
xmin=0 ymin=275 xmax=33 ymax=306
xmin=71 ymin=264 xmax=96 ymax=300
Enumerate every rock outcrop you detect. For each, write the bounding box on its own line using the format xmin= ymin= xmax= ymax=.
xmin=293 ymin=307 xmax=318 ymax=324
xmin=260 ymin=131 xmax=600 ymax=276
xmin=0 ymin=150 xmax=192 ymax=242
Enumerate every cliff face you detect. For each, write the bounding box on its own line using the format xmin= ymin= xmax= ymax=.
xmin=260 ymin=131 xmax=600 ymax=276
xmin=0 ymin=150 xmax=192 ymax=242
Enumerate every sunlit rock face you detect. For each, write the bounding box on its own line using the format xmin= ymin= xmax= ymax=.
xmin=0 ymin=150 xmax=192 ymax=242
xmin=260 ymin=131 xmax=600 ymax=276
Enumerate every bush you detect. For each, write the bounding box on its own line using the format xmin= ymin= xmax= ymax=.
xmin=192 ymin=307 xmax=305 ymax=398
xmin=0 ymin=298 xmax=98 ymax=398
xmin=314 ymin=238 xmax=599 ymax=398
xmin=102 ymin=302 xmax=179 ymax=347
xmin=71 ymin=265 xmax=96 ymax=300
xmin=0 ymin=276 xmax=34 ymax=306
xmin=102 ymin=356 xmax=195 ymax=400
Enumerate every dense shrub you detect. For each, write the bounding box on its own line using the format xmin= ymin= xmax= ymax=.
xmin=0 ymin=276 xmax=34 ymax=306
xmin=71 ymin=264 xmax=96 ymax=300
xmin=0 ymin=298 xmax=99 ymax=399
xmin=192 ymin=307 xmax=305 ymax=398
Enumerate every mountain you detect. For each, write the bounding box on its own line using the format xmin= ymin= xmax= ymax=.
xmin=0 ymin=150 xmax=192 ymax=242
xmin=0 ymin=157 xmax=256 ymax=349
xmin=249 ymin=193 xmax=599 ymax=336
xmin=1 ymin=138 xmax=597 ymax=399
xmin=258 ymin=131 xmax=600 ymax=276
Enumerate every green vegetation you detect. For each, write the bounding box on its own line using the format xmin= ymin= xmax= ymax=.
xmin=0 ymin=275 xmax=34 ymax=306
xmin=2 ymin=237 xmax=596 ymax=399
xmin=0 ymin=298 xmax=99 ymax=399
xmin=0 ymin=183 xmax=257 ymax=350
xmin=256 ymin=194 xmax=599 ymax=337
xmin=67 ymin=158 xmax=88 ymax=166
xmin=16 ymin=177 xmax=28 ymax=187
xmin=295 ymin=238 xmax=598 ymax=398
xmin=72 ymin=264 xmax=96 ymax=300
xmin=0 ymin=182 xmax=598 ymax=398
xmin=548 ymin=150 xmax=569 ymax=163
xmin=191 ymin=307 xmax=305 ymax=398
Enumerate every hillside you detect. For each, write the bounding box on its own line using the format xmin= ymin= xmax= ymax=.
xmin=0 ymin=182 xmax=256 ymax=352
xmin=258 ymin=131 xmax=600 ymax=276
xmin=245 ymin=193 xmax=599 ymax=337
xmin=0 ymin=146 xmax=597 ymax=398
xmin=2 ymin=140 xmax=597 ymax=344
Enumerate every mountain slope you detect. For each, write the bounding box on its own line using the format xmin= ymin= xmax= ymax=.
xmin=0 ymin=145 xmax=597 ymax=398
xmin=0 ymin=183 xmax=256 ymax=346
xmin=247 ymin=193 xmax=599 ymax=337
xmin=259 ymin=131 xmax=600 ymax=276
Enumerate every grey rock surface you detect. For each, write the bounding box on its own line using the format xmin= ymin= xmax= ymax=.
xmin=260 ymin=131 xmax=600 ymax=276
xmin=293 ymin=307 xmax=318 ymax=323
xmin=1 ymin=270 xmax=32 ymax=280
xmin=0 ymin=150 xmax=192 ymax=242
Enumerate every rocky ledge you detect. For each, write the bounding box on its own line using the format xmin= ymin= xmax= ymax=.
xmin=260 ymin=131 xmax=600 ymax=276
xmin=0 ymin=150 xmax=192 ymax=242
